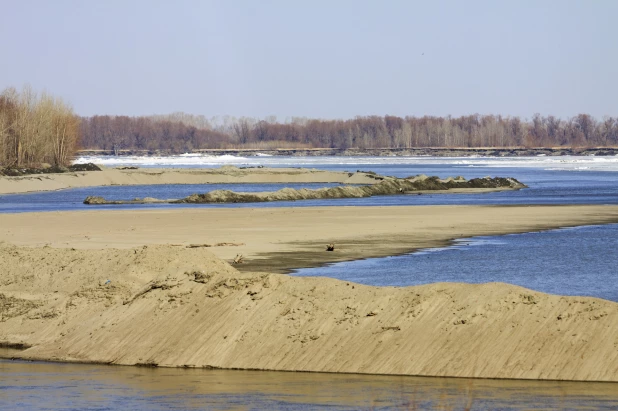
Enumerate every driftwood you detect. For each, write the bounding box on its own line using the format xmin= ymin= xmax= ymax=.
xmin=326 ymin=243 xmax=335 ymax=251
xmin=122 ymin=279 xmax=179 ymax=305
xmin=232 ymin=254 xmax=244 ymax=264
xmin=381 ymin=326 xmax=401 ymax=331
xmin=186 ymin=242 xmax=245 ymax=249
xmin=188 ymin=271 xmax=211 ymax=284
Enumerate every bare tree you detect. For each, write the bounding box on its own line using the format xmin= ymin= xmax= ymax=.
xmin=0 ymin=85 xmax=80 ymax=167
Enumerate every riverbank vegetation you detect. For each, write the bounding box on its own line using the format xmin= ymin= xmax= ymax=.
xmin=0 ymin=86 xmax=80 ymax=167
xmin=80 ymin=112 xmax=618 ymax=153
xmin=3 ymin=84 xmax=616 ymax=161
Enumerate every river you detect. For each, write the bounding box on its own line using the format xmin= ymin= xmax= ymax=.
xmin=1 ymin=155 xmax=617 ymax=409
xmin=2 ymin=356 xmax=618 ymax=410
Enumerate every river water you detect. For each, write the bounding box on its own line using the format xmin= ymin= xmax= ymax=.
xmin=293 ymin=223 xmax=618 ymax=302
xmin=1 ymin=155 xmax=618 ymax=409
xmin=2 ymin=156 xmax=618 ymax=213
xmin=2 ymin=356 xmax=618 ymax=410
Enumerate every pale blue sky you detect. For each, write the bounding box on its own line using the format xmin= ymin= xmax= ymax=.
xmin=2 ymin=0 xmax=616 ymax=119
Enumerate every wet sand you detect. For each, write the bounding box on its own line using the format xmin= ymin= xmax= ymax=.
xmin=2 ymin=204 xmax=618 ymax=272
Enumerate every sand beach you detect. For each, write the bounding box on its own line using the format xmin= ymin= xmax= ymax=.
xmin=2 ymin=201 xmax=618 ymax=381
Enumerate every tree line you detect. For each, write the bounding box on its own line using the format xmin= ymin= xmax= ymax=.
xmin=79 ymin=115 xmax=230 ymax=154
xmin=0 ymin=86 xmax=79 ymax=167
xmin=3 ymin=83 xmax=617 ymax=166
xmin=81 ymin=113 xmax=618 ymax=152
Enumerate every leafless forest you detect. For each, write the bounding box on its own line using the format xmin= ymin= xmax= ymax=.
xmin=0 ymin=86 xmax=79 ymax=167
xmin=80 ymin=112 xmax=618 ymax=153
xmin=2 ymin=84 xmax=618 ymax=167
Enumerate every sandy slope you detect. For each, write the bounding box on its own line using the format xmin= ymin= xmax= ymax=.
xmin=1 ymin=243 xmax=617 ymax=381
xmin=2 ymin=204 xmax=618 ymax=380
xmin=0 ymin=167 xmax=376 ymax=195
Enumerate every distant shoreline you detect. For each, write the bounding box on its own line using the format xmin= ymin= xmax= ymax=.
xmin=76 ymin=146 xmax=618 ymax=158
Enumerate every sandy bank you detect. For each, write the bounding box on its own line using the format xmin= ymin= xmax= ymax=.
xmin=0 ymin=166 xmax=377 ymax=195
xmin=2 ymin=205 xmax=618 ymax=274
xmin=1 ymin=243 xmax=617 ymax=381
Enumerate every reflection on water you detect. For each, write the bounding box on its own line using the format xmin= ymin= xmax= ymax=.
xmin=1 ymin=358 xmax=617 ymax=410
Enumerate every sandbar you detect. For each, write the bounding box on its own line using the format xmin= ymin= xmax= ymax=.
xmin=0 ymin=167 xmax=377 ymax=195
xmin=2 ymin=204 xmax=618 ymax=381
xmin=2 ymin=205 xmax=618 ymax=272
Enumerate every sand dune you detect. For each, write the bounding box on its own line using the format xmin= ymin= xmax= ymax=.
xmin=1 ymin=243 xmax=617 ymax=381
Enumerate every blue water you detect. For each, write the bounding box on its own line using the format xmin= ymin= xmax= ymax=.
xmin=2 ymin=358 xmax=617 ymax=410
xmin=2 ymin=157 xmax=618 ymax=409
xmin=0 ymin=183 xmax=346 ymax=213
xmin=293 ymin=224 xmax=618 ymax=302
xmin=1 ymin=164 xmax=618 ymax=213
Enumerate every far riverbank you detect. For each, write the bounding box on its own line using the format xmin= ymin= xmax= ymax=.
xmin=76 ymin=146 xmax=618 ymax=158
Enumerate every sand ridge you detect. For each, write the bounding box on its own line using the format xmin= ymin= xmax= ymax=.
xmin=3 ymin=199 xmax=618 ymax=381
xmin=1 ymin=243 xmax=617 ymax=381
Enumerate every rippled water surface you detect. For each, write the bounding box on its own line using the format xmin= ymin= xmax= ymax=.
xmin=2 ymin=358 xmax=618 ymax=411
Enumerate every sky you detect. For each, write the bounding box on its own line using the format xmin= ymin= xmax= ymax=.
xmin=2 ymin=0 xmax=617 ymax=119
